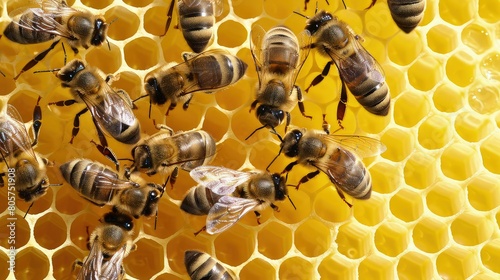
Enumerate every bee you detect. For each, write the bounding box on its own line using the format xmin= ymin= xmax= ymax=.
xmin=129 ymin=126 xmax=216 ymax=188
xmin=367 ymin=0 xmax=425 ymax=33
xmin=46 ymin=59 xmax=140 ymax=168
xmin=0 ymin=104 xmax=53 ymax=205
xmin=181 ymin=166 xmax=289 ymax=234
xmin=76 ymin=211 xmax=135 ymax=280
xmin=247 ymin=25 xmax=311 ymax=139
xmin=300 ymin=10 xmax=390 ymax=129
xmin=303 ymin=0 xmax=330 ymax=11
xmin=3 ymin=0 xmax=109 ymax=80
xmin=144 ymin=50 xmax=247 ymax=116
xmin=163 ymin=0 xmax=223 ymax=53
xmin=269 ymin=127 xmax=386 ymax=207
xmin=184 ymin=250 xmax=235 ymax=280
xmin=60 ymin=158 xmax=164 ymax=219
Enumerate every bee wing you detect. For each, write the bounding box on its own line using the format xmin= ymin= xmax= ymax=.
xmin=182 ymin=0 xmax=223 ymax=17
xmin=293 ymin=29 xmax=312 ymax=83
xmin=99 ymin=246 xmax=127 ymax=280
xmin=322 ymin=134 xmax=386 ymax=158
xmin=77 ymin=238 xmax=104 ymax=280
xmin=206 ymin=196 xmax=260 ymax=234
xmin=190 ymin=166 xmax=256 ymax=195
xmin=250 ymin=25 xmax=266 ymax=87
xmin=0 ymin=105 xmax=37 ymax=164
xmin=82 ymin=84 xmax=138 ymax=138
xmin=76 ymin=166 xmax=137 ymax=190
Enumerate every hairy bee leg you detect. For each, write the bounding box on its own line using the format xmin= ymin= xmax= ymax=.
xmin=322 ymin=114 xmax=331 ymax=134
xmin=291 ymin=170 xmax=320 ymax=190
xmin=282 ymin=160 xmax=299 ymax=175
xmin=270 ymin=203 xmax=280 ymax=212
xmin=194 ymin=225 xmax=206 ymax=236
xmin=285 ymin=112 xmax=291 ymax=133
xmin=249 ymin=99 xmax=259 ymax=113
xmin=32 ymin=96 xmax=42 ymax=147
xmin=168 ymin=166 xmax=179 ymax=189
xmin=14 ymin=39 xmax=60 ymax=80
xmin=72 ymin=260 xmax=83 ymax=272
xmin=305 ymin=61 xmax=332 ymax=93
xmin=253 ymin=211 xmax=262 ymax=224
xmin=69 ymin=107 xmax=89 ymax=144
xmin=166 ymin=102 xmax=177 ymax=116
xmin=296 ymin=85 xmax=313 ymax=120
xmin=366 ymin=0 xmax=377 ymax=9
xmin=336 ymin=80 xmax=347 ymax=129
xmin=48 ymin=99 xmax=79 ymax=107
xmin=162 ymin=0 xmax=176 ymax=37
xmin=335 ymin=186 xmax=353 ymax=208
xmin=90 ymin=139 xmax=120 ymax=171
xmin=182 ymin=95 xmax=193 ymax=110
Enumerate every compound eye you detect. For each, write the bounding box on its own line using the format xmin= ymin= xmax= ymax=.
xmin=274 ymin=110 xmax=285 ymax=122
xmin=148 ymin=191 xmax=159 ymax=201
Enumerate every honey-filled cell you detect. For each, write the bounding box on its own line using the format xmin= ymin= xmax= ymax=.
xmin=240 ymin=258 xmax=276 ymax=280
xmin=34 ymin=212 xmax=68 ymax=250
xmin=124 ymin=37 xmax=159 ymax=70
xmin=13 ymin=247 xmax=50 ymax=280
xmin=427 ymin=24 xmax=458 ymax=54
xmin=105 ymin=6 xmax=140 ymax=41
xmin=0 ymin=214 xmax=30 ymax=249
xmin=257 ymin=221 xmax=292 ymax=260
xmin=52 ymin=246 xmax=84 ymax=280
xmin=214 ymin=224 xmax=256 ymax=266
xmin=166 ymin=231 xmax=212 ymax=275
xmin=124 ymin=238 xmax=165 ymax=279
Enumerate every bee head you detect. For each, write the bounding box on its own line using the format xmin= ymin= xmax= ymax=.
xmin=282 ymin=129 xmax=302 ymax=157
xmin=131 ymin=145 xmax=155 ymax=175
xmin=256 ymin=105 xmax=284 ymax=129
xmin=272 ymin=173 xmax=288 ymax=201
xmin=17 ymin=177 xmax=50 ymax=203
xmin=57 ymin=60 xmax=86 ymax=83
xmin=102 ymin=212 xmax=134 ymax=231
xmin=306 ymin=10 xmax=333 ymax=35
xmin=91 ymin=18 xmax=108 ymax=46
xmin=141 ymin=184 xmax=163 ymax=217
xmin=145 ymin=76 xmax=167 ymax=105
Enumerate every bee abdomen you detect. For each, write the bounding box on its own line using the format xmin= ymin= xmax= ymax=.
xmin=388 ymin=0 xmax=425 ymax=33
xmin=181 ymin=185 xmax=222 ymax=215
xmin=353 ymin=82 xmax=390 ymax=116
xmin=185 ymin=250 xmax=234 ymax=280
xmin=112 ymin=121 xmax=141 ymax=144
xmin=176 ymin=131 xmax=216 ymax=171
xmin=179 ymin=4 xmax=215 ymax=52
xmin=4 ymin=13 xmax=56 ymax=44
xmin=191 ymin=54 xmax=247 ymax=89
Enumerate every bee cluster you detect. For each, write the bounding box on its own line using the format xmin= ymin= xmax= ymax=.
xmin=1 ymin=0 xmax=499 ymax=279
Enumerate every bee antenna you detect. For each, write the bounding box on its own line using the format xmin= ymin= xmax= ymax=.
xmin=33 ymin=68 xmax=61 ymax=74
xmin=245 ymin=125 xmax=266 ymax=141
xmin=341 ymin=0 xmax=346 ymax=9
xmin=270 ymin=127 xmax=283 ymax=143
xmin=49 ymin=183 xmax=63 ymax=187
xmin=287 ymin=195 xmax=297 ymax=210
xmin=23 ymin=202 xmax=34 ymax=219
xmin=266 ymin=145 xmax=283 ymax=171
xmin=293 ymin=10 xmax=310 ymax=19
xmin=117 ymin=157 xmax=134 ymax=162
xmin=0 ymin=70 xmax=5 ymax=77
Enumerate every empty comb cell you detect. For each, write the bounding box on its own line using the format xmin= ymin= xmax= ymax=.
xmin=479 ymin=0 xmax=500 ymax=22
xmin=374 ymin=222 xmax=409 ymax=257
xmin=441 ymin=143 xmax=480 ymax=181
xmin=413 ymin=217 xmax=450 ymax=253
xmin=370 ymin=162 xmax=401 ymax=194
xmin=433 ymin=83 xmax=465 ymax=113
xmin=240 ymin=258 xmax=276 ymax=280
xmin=461 ymin=23 xmax=493 ymax=54
xmin=390 ymin=188 xmax=423 ymax=222
xmin=480 ymin=239 xmax=500 ymax=273
xmin=436 ymin=246 xmax=479 ymax=279
xmin=217 ymin=21 xmax=248 ymax=48
xmin=394 ymin=90 xmax=430 ymax=128
xmin=358 ymin=254 xmax=395 ymax=280
xmin=383 ymin=65 xmax=406 ymax=98
xmin=364 ymin=3 xmax=399 ymax=39
xmin=418 ymin=115 xmax=453 ymax=149
xmin=34 ymin=212 xmax=68 ymax=250
xmin=397 ymin=251 xmax=434 ymax=280
xmin=467 ymin=173 xmax=500 ymax=211
xmin=214 ymin=225 xmax=256 ymax=266
xmin=480 ymin=132 xmax=500 ymax=174
xmin=426 ymin=181 xmax=465 ymax=217
xmin=124 ymin=37 xmax=159 ymax=70
xmin=144 ymin=6 xmax=170 ymax=36
xmin=353 ymin=195 xmax=387 ymax=226
xmin=336 ymin=222 xmax=372 ymax=259
xmin=381 ymin=128 xmax=414 ymax=162
xmin=439 ymin=0 xmax=475 ymax=26
xmin=427 ymin=24 xmax=458 ymax=54
xmin=387 ymin=32 xmax=423 ymax=66
xmin=450 ymin=212 xmax=494 ymax=246
xmin=295 ymin=219 xmax=331 ymax=257
xmin=125 ymin=238 xmax=165 ymax=279
xmin=455 ymin=108 xmax=496 ymax=143
xmin=408 ymin=55 xmax=443 ymax=91
xmin=257 ymin=222 xmax=293 ymax=260
xmin=314 ymin=187 xmax=352 ymax=223
xmin=446 ymin=51 xmax=476 ymax=87
xmin=318 ymin=254 xmax=356 ymax=280
xmin=105 ymin=6 xmax=140 ymax=41
xmin=404 ymin=151 xmax=437 ymax=190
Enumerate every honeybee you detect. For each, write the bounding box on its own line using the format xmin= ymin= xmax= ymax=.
xmin=0 ymin=104 xmax=52 ymax=204
xmin=184 ymin=250 xmax=235 ymax=280
xmin=3 ymin=0 xmax=109 ymax=80
xmin=181 ymin=166 xmax=289 ymax=234
xmin=300 ymin=10 xmax=390 ymax=128
xmin=60 ymin=158 xmax=164 ymax=219
xmin=47 ymin=59 xmax=140 ymax=168
xmin=367 ymin=0 xmax=425 ymax=33
xmin=270 ymin=127 xmax=386 ymax=207
xmin=144 ymin=50 xmax=247 ymax=116
xmin=76 ymin=211 xmax=135 ymax=280
xmin=163 ymin=0 xmax=223 ymax=52
xmin=247 ymin=25 xmax=311 ymax=139
xmin=129 ymin=126 xmax=216 ymax=188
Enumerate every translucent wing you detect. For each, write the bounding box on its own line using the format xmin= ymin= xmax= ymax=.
xmin=99 ymin=246 xmax=127 ymax=280
xmin=0 ymin=105 xmax=37 ymax=165
xmin=190 ymin=166 xmax=256 ymax=195
xmin=294 ymin=29 xmax=312 ymax=83
xmin=66 ymin=162 xmax=137 ymax=191
xmin=250 ymin=24 xmax=266 ymax=87
xmin=206 ymin=196 xmax=260 ymax=234
xmin=77 ymin=238 xmax=104 ymax=280
xmin=321 ymin=134 xmax=386 ymax=158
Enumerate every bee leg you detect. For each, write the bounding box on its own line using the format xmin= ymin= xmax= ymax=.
xmin=194 ymin=225 xmax=206 ymax=236
xmin=32 ymin=96 xmax=42 ymax=147
xmin=0 ymin=173 xmax=4 ymax=187
xmin=335 ymin=187 xmax=353 ymax=208
xmin=182 ymin=96 xmax=193 ymax=110
xmin=161 ymin=0 xmax=176 ymax=37
xmin=366 ymin=0 xmax=377 ymax=9
xmin=305 ymin=61 xmax=333 ymax=93
xmin=270 ymin=203 xmax=280 ymax=212
xmin=254 ymin=211 xmax=262 ymax=224
xmin=90 ymin=118 xmax=120 ymax=170
xmin=281 ymin=160 xmax=299 ymax=175
xmin=166 ymin=102 xmax=177 ymax=116
xmin=69 ymin=107 xmax=89 ymax=144
xmin=291 ymin=170 xmax=320 ymax=190
xmin=336 ymin=81 xmax=347 ymax=130
xmin=285 ymin=112 xmax=291 ymax=133
xmin=296 ymin=85 xmax=312 ymax=120
xmin=72 ymin=260 xmax=83 ymax=272
xmin=14 ymin=39 xmax=60 ymax=80
xmin=153 ymin=120 xmax=174 ymax=135
xmin=168 ymin=167 xmax=179 ymax=189
xmin=249 ymin=99 xmax=259 ymax=113
xmin=322 ymin=114 xmax=331 ymax=134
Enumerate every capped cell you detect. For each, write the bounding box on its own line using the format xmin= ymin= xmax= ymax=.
xmin=467 ymin=173 xmax=500 ymax=211
xmin=390 ymin=188 xmax=423 ymax=222
xmin=337 ymin=222 xmax=372 ymax=259
xmin=375 ymin=222 xmax=409 ymax=257
xmin=437 ymin=246 xmax=479 ymax=279
xmin=441 ymin=143 xmax=480 ymax=181
xmin=397 ymin=251 xmax=434 ymax=280
xmin=413 ymin=217 xmax=450 ymax=253
xmin=427 ymin=182 xmax=465 ymax=217
xmin=404 ymin=151 xmax=437 ymax=190
xmin=418 ymin=114 xmax=453 ymax=150
xmin=394 ymin=90 xmax=430 ymax=128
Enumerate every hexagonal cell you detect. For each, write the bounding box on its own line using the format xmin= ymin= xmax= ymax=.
xmin=295 ymin=219 xmax=331 ymax=257
xmin=209 ymin=138 xmax=246 ymax=170
xmin=446 ymin=51 xmax=476 ymax=87
xmin=450 ymin=212 xmax=494 ymax=246
xmin=375 ymin=222 xmax=409 ymax=257
xmin=314 ymin=186 xmax=351 ymax=223
xmin=370 ymin=162 xmax=401 ymax=194
xmin=479 ymin=0 xmax=500 ymax=22
xmin=467 ymin=173 xmax=500 ymax=211
xmin=214 ymin=224 xmax=256 ymax=266
xmin=436 ymin=246 xmax=479 ymax=279
xmin=215 ymin=78 xmax=252 ymax=112
xmin=481 ymin=52 xmax=500 ymax=81
xmin=364 ymin=2 xmax=399 ymax=39
xmin=380 ymin=128 xmax=414 ymax=162
xmin=240 ymin=258 xmax=276 ymax=280
xmin=427 ymin=182 xmax=465 ymax=217
xmin=433 ymin=83 xmax=465 ymax=113
xmin=336 ymin=222 xmax=372 ymax=259
xmin=387 ymin=31 xmax=423 ymax=66
xmin=217 ymin=20 xmax=247 ymax=48
xmin=426 ymin=24 xmax=458 ymax=54
xmin=390 ymin=188 xmax=423 ymax=222
xmin=278 ymin=256 xmax=315 ymax=280
xmin=1 ymin=214 xmax=31 ymax=250
xmin=201 ymin=108 xmax=228 ymax=141
xmin=34 ymin=212 xmax=67 ymax=250
xmin=441 ymin=143 xmax=481 ymax=181
xmin=408 ymin=55 xmax=442 ymax=91
xmin=462 ymin=23 xmax=493 ymax=54
xmin=249 ymin=140 xmax=284 ymax=171
xmin=473 ymin=273 xmax=500 ymax=280
xmin=418 ymin=115 xmax=453 ymax=150
xmin=413 ymin=217 xmax=449 ymax=253
xmin=233 ymin=0 xmax=263 ymax=19
xmin=81 ymin=0 xmax=113 ymax=9
xmin=124 ymin=238 xmax=164 ymax=279
xmin=468 ymin=84 xmax=500 ymax=115
xmin=404 ymin=151 xmax=437 ymax=190
xmin=480 ymin=132 xmax=500 ymax=174
xmin=257 ymin=221 xmax=292 ymax=260
xmin=275 ymin=188 xmax=312 ymax=225
xmin=384 ymin=65 xmax=406 ymax=99
xmin=13 ymin=247 xmax=50 ymax=280
xmin=439 ymin=0 xmax=475 ymax=26
xmin=397 ymin=251 xmax=434 ymax=280
xmin=358 ymin=254 xmax=395 ymax=280
xmin=394 ymin=90 xmax=430 ymax=128
xmin=124 ymin=37 xmax=159 ymax=70
xmin=55 ymin=182 xmax=87 ymax=215
xmin=155 ymin=273 xmax=183 ymax=280
xmin=52 ymin=246 xmax=84 ymax=280
xmin=70 ymin=212 xmax=103 ymax=251
xmin=481 ymin=239 xmax=500 ymax=273
xmin=353 ymin=195 xmax=387 ymax=226
xmin=318 ymin=254 xmax=356 ymax=280
xmin=143 ymin=199 xmax=185 ymax=239
xmin=166 ymin=231 xmax=211 ymax=274
xmin=144 ymin=5 xmax=169 ymax=36
xmin=357 ymin=102 xmax=391 ymax=134
xmin=104 ymin=6 xmax=140 ymax=41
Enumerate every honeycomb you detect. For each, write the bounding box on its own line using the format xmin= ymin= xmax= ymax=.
xmin=1 ymin=0 xmax=500 ymax=279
